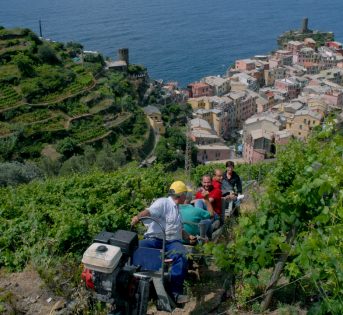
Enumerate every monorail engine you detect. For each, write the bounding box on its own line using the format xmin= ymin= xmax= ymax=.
xmin=81 ymin=230 xmax=150 ymax=315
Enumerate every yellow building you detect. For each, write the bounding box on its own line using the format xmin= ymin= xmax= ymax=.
xmin=286 ymin=109 xmax=322 ymax=140
xmin=143 ymin=105 xmax=165 ymax=135
xmin=187 ymin=97 xmax=214 ymax=111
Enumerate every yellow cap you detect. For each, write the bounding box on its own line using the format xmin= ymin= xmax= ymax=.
xmin=169 ymin=181 xmax=192 ymax=195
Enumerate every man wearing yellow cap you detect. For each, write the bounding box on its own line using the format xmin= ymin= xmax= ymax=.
xmin=131 ymin=181 xmax=191 ymax=304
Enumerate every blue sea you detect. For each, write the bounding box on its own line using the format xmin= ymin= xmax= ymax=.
xmin=1 ymin=0 xmax=343 ymax=86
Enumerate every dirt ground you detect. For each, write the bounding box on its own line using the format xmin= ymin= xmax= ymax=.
xmin=0 ymin=263 xmax=227 ymax=315
xmin=0 ymin=265 xmax=65 ymax=315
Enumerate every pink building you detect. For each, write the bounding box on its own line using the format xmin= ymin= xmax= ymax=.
xmin=275 ymin=79 xmax=301 ymax=100
xmin=287 ymin=41 xmax=304 ymax=55
xmin=187 ymin=82 xmax=214 ymax=98
xmin=274 ymin=50 xmax=293 ymax=66
xmin=235 ymin=59 xmax=256 ymax=71
xmin=303 ymin=61 xmax=320 ymax=74
xmin=326 ymin=41 xmax=343 ymax=50
xmin=243 ymin=130 xmax=274 ymax=163
xmin=324 ymin=90 xmax=343 ymax=108
xmin=196 ymin=143 xmax=231 ymax=163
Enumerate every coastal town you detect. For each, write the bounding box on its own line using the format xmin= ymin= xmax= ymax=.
xmin=144 ymin=18 xmax=343 ymax=164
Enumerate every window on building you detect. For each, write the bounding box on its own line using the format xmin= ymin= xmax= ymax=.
xmin=299 ymin=125 xmax=302 ymax=130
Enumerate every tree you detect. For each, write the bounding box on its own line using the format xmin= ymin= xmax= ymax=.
xmin=12 ymin=53 xmax=35 ymax=77
xmin=59 ymin=155 xmax=87 ymax=175
xmin=0 ymin=162 xmax=43 ymax=186
xmin=57 ymin=138 xmax=78 ymax=158
xmin=0 ymin=135 xmax=17 ymax=161
xmin=37 ymin=44 xmax=59 ymax=64
xmin=66 ymin=41 xmax=83 ymax=57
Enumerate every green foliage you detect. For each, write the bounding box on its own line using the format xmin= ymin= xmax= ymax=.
xmin=128 ymin=64 xmax=146 ymax=74
xmin=66 ymin=41 xmax=83 ymax=57
xmin=0 ymin=135 xmax=17 ymax=160
xmin=0 ymin=26 xmax=148 ymax=165
xmin=161 ymin=102 xmax=192 ymax=126
xmin=37 ymin=43 xmax=60 ymax=64
xmin=0 ymin=84 xmax=21 ymax=109
xmin=0 ymin=164 xmax=172 ymax=270
xmin=12 ymin=52 xmax=35 ymax=77
xmin=207 ymin=129 xmax=343 ymax=311
xmin=0 ymin=161 xmax=43 ymax=186
xmin=108 ymin=72 xmax=132 ymax=97
xmin=56 ymin=137 xmax=79 ymax=157
xmin=155 ymin=124 xmax=190 ymax=171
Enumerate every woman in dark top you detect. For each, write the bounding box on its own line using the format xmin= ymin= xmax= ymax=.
xmin=222 ymin=161 xmax=242 ymax=198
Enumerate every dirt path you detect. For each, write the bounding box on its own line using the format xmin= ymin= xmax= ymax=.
xmin=0 ymin=266 xmax=65 ymax=315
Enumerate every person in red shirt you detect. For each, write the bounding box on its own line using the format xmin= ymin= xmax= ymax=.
xmin=194 ymin=175 xmax=222 ymax=217
xmin=212 ymin=169 xmax=223 ymax=191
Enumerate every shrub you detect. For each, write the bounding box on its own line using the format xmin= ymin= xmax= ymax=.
xmin=0 ymin=161 xmax=43 ymax=186
xmin=57 ymin=137 xmax=79 ymax=157
xmin=37 ymin=44 xmax=60 ymax=64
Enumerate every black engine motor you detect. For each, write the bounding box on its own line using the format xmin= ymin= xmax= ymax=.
xmin=81 ymin=230 xmax=150 ymax=314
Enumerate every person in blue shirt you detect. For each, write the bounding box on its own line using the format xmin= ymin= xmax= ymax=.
xmin=180 ymin=192 xmax=214 ymax=240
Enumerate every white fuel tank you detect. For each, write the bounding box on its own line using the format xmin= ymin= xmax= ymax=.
xmin=82 ymin=243 xmax=122 ymax=273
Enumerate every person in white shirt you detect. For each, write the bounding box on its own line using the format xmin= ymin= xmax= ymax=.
xmin=131 ymin=180 xmax=191 ymax=304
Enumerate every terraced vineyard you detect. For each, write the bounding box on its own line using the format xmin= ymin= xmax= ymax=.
xmin=0 ymin=85 xmax=22 ymax=109
xmin=0 ymin=26 xmax=150 ymax=163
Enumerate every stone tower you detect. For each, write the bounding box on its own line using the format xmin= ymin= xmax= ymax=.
xmin=301 ymin=17 xmax=309 ymax=33
xmin=118 ymin=48 xmax=129 ymax=65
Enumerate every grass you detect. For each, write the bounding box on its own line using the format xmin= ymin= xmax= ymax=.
xmin=24 ymin=115 xmax=66 ymax=134
xmin=89 ymin=98 xmax=114 ymax=114
xmin=0 ymin=64 xmax=20 ymax=79
xmin=10 ymin=109 xmax=52 ymax=124
xmin=0 ymin=122 xmax=13 ymax=135
xmin=0 ymin=85 xmax=22 ymax=109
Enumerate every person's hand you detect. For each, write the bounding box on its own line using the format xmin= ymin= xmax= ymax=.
xmin=226 ymin=192 xmax=237 ymax=201
xmin=131 ymin=215 xmax=140 ymax=226
xmin=189 ymin=235 xmax=197 ymax=245
xmin=231 ymin=192 xmax=237 ymax=201
xmin=202 ymin=190 xmax=209 ymax=199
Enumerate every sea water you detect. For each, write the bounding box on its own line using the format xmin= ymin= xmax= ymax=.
xmin=1 ymin=0 xmax=342 ymax=86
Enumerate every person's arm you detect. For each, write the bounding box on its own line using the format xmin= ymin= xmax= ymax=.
xmin=182 ymin=229 xmax=197 ymax=244
xmin=131 ymin=209 xmax=151 ymax=225
xmin=203 ymin=198 xmax=215 ymax=218
xmin=236 ymin=174 xmax=242 ymax=194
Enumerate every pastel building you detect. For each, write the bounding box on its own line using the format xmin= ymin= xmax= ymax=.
xmin=231 ymin=72 xmax=258 ymax=91
xmin=323 ymin=90 xmax=343 ymax=109
xmin=190 ymin=118 xmax=220 ymax=145
xmin=202 ymin=76 xmax=231 ymax=96
xmin=274 ymin=50 xmax=293 ymax=66
xmin=275 ymin=78 xmax=301 ymax=100
xmin=187 ymin=82 xmax=214 ymax=98
xmin=242 ymin=113 xmax=282 ymax=163
xmin=196 ymin=143 xmax=231 ymax=163
xmin=264 ymin=67 xmax=286 ymax=86
xmin=287 ymin=41 xmax=304 ymax=55
xmin=235 ymin=59 xmax=256 ymax=71
xmin=227 ymin=90 xmax=258 ymax=128
xmin=285 ymin=109 xmax=322 ymax=140
xmin=143 ymin=105 xmax=165 ymax=135
xmin=318 ymin=47 xmax=340 ymax=69
xmin=243 ymin=129 xmax=275 ymax=163
xmin=304 ymin=38 xmax=316 ymax=49
xmin=294 ymin=47 xmax=318 ymax=65
xmin=188 ymin=97 xmax=214 ymax=111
